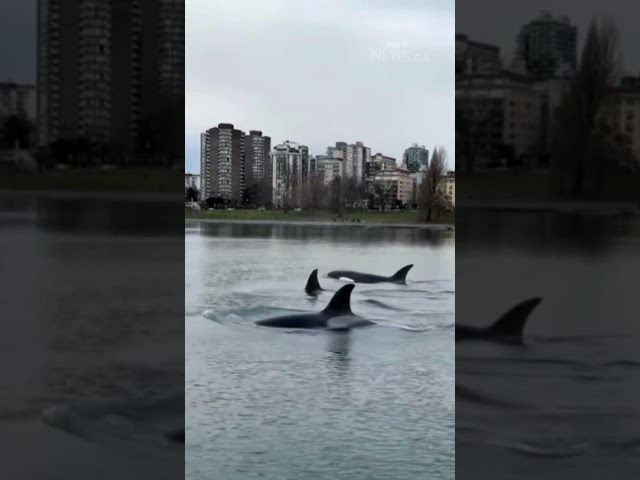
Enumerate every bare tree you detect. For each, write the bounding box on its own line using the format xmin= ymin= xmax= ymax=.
xmin=418 ymin=146 xmax=448 ymax=222
xmin=1 ymin=114 xmax=34 ymax=149
xmin=302 ymin=174 xmax=327 ymax=211
xmin=281 ymin=170 xmax=299 ymax=212
xmin=552 ymin=18 xmax=621 ymax=196
xmin=329 ymin=176 xmax=342 ymax=214
xmin=341 ymin=176 xmax=361 ymax=208
xmin=256 ymin=177 xmax=272 ymax=207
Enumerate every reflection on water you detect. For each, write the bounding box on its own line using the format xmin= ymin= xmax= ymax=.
xmin=456 ymin=208 xmax=640 ymax=255
xmin=326 ymin=331 xmax=352 ymax=355
xmin=36 ymin=195 xmax=183 ymax=236
xmin=0 ymin=193 xmax=184 ymax=478
xmin=456 ymin=208 xmax=640 ymax=480
xmin=187 ymin=220 xmax=452 ymax=246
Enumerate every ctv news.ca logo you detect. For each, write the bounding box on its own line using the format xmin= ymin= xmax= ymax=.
xmin=370 ymin=41 xmax=430 ymax=63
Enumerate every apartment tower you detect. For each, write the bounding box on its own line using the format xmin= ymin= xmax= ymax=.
xmin=200 ymin=123 xmax=245 ymax=201
xmin=36 ymin=0 xmax=184 ymax=163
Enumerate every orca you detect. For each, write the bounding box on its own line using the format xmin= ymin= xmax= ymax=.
xmin=255 ymin=284 xmax=374 ymax=330
xmin=327 ymin=264 xmax=414 ymax=285
xmin=305 ymin=269 xmax=324 ymax=295
xmin=455 ymin=297 xmax=542 ymax=344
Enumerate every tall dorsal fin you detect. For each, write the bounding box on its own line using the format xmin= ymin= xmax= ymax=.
xmin=488 ymin=298 xmax=542 ymax=338
xmin=390 ymin=264 xmax=413 ymax=283
xmin=322 ymin=284 xmax=355 ymax=314
xmin=305 ymin=269 xmax=322 ymax=294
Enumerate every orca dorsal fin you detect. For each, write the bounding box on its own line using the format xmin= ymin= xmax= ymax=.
xmin=488 ymin=297 xmax=542 ymax=338
xmin=305 ymin=269 xmax=322 ymax=294
xmin=390 ymin=264 xmax=413 ymax=283
xmin=322 ymin=284 xmax=355 ymax=314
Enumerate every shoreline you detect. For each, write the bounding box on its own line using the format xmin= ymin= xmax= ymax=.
xmin=0 ymin=190 xmax=179 ymax=202
xmin=458 ymin=200 xmax=639 ymax=215
xmin=185 ymin=218 xmax=454 ymax=230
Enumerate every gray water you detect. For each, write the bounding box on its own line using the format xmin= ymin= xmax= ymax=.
xmin=456 ymin=210 xmax=640 ymax=480
xmin=0 ymin=194 xmax=184 ymax=478
xmin=186 ymin=221 xmax=455 ymax=480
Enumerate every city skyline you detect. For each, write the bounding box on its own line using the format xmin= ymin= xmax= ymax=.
xmin=185 ymin=0 xmax=455 ymax=174
xmin=457 ymin=0 xmax=640 ymax=75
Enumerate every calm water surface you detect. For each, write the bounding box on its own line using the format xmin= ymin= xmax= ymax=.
xmin=456 ymin=210 xmax=640 ymax=480
xmin=186 ymin=221 xmax=455 ymax=480
xmin=0 ymin=194 xmax=183 ymax=478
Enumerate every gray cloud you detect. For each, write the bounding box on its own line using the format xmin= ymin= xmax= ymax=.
xmin=0 ymin=0 xmax=37 ymax=83
xmin=186 ymin=0 xmax=455 ymax=173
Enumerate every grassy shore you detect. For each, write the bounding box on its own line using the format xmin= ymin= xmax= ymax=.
xmin=0 ymin=168 xmax=181 ymax=193
xmin=186 ymin=208 xmax=455 ymax=225
xmin=458 ymin=171 xmax=640 ymax=203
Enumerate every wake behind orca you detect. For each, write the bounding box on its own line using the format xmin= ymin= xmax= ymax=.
xmin=255 ymin=284 xmax=375 ymax=330
xmin=327 ymin=264 xmax=414 ymax=285
xmin=456 ymin=297 xmax=542 ymax=344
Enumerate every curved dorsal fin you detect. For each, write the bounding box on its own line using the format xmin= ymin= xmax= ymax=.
xmin=390 ymin=264 xmax=413 ymax=283
xmin=488 ymin=297 xmax=542 ymax=338
xmin=305 ymin=269 xmax=322 ymax=294
xmin=322 ymin=284 xmax=355 ymax=314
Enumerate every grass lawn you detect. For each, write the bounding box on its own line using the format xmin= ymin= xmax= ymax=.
xmin=0 ymin=168 xmax=181 ymax=193
xmin=186 ymin=208 xmax=454 ymax=225
xmin=458 ymin=171 xmax=640 ymax=203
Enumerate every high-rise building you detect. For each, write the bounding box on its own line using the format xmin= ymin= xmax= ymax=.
xmin=455 ymin=34 xmax=502 ymax=77
xmin=270 ymin=140 xmax=308 ymax=207
xmin=365 ymin=153 xmax=396 ymax=192
xmin=37 ymin=0 xmax=184 ymax=163
xmin=317 ymin=155 xmax=343 ymax=185
xmin=438 ymin=171 xmax=456 ymax=208
xmin=372 ymin=165 xmax=414 ymax=208
xmin=185 ymin=173 xmax=200 ymax=191
xmin=307 ymin=155 xmax=319 ymax=178
xmin=0 ymin=82 xmax=37 ymax=148
xmin=0 ymin=82 xmax=36 ymax=122
xmin=352 ymin=141 xmax=371 ymax=184
xmin=200 ymin=123 xmax=245 ymax=201
xmin=455 ymin=70 xmax=544 ymax=170
xmin=403 ymin=143 xmax=430 ymax=172
xmin=326 ymin=141 xmax=370 ymax=184
xmin=244 ymin=130 xmax=272 ymax=191
xmin=327 ymin=141 xmax=347 ymax=159
xmin=515 ymin=11 xmax=577 ymax=80
xmin=608 ymin=76 xmax=640 ymax=171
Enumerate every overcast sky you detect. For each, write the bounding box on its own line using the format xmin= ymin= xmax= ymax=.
xmin=185 ymin=0 xmax=455 ymax=174
xmin=0 ymin=0 xmax=36 ymax=84
xmin=457 ymin=0 xmax=640 ymax=75
xmin=7 ymin=1 xmax=637 ymax=176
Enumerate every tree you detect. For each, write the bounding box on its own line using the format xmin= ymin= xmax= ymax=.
xmin=2 ymin=115 xmax=34 ymax=149
xmin=418 ymin=146 xmax=448 ymax=222
xmin=301 ymin=174 xmax=327 ymax=211
xmin=329 ymin=176 xmax=342 ymax=214
xmin=551 ymin=18 xmax=621 ymax=197
xmin=186 ymin=187 xmax=199 ymax=202
xmin=280 ymin=169 xmax=300 ymax=212
xmin=373 ymin=181 xmax=394 ymax=211
xmin=342 ymin=176 xmax=360 ymax=208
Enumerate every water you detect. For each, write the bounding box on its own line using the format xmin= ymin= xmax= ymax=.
xmin=456 ymin=209 xmax=640 ymax=479
xmin=0 ymin=193 xmax=184 ymax=478
xmin=186 ymin=221 xmax=455 ymax=480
